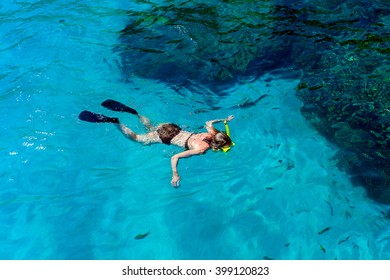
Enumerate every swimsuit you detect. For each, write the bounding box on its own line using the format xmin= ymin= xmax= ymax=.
xmin=157 ymin=124 xmax=182 ymax=145
xmin=184 ymin=133 xmax=194 ymax=150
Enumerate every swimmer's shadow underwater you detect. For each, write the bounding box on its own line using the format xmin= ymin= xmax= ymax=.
xmin=79 ymin=99 xmax=235 ymax=187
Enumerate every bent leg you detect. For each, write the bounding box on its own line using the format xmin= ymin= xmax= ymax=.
xmin=137 ymin=114 xmax=154 ymax=131
xmin=117 ymin=123 xmax=137 ymax=140
xmin=116 ymin=123 xmax=161 ymax=145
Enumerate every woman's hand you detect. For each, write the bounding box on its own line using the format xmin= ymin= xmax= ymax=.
xmin=226 ymin=115 xmax=234 ymax=121
xmin=171 ymin=174 xmax=180 ymax=188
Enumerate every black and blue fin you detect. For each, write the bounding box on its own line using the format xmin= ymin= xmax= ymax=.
xmin=101 ymin=99 xmax=138 ymax=114
xmin=79 ymin=110 xmax=119 ymax=123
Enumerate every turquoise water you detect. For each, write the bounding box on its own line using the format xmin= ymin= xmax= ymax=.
xmin=1 ymin=0 xmax=390 ymax=259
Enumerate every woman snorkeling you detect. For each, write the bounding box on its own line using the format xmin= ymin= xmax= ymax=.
xmin=79 ymin=99 xmax=234 ymax=187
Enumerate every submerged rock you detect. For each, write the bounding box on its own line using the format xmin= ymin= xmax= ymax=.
xmin=294 ymin=1 xmax=390 ymax=203
xmin=117 ymin=0 xmax=294 ymax=93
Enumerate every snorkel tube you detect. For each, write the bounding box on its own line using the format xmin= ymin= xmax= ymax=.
xmin=221 ymin=120 xmax=235 ymax=152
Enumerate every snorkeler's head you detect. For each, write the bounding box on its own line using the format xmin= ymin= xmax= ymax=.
xmin=210 ymin=132 xmax=232 ymax=151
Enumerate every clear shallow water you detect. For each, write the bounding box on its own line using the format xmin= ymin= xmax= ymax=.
xmin=1 ymin=0 xmax=390 ymax=259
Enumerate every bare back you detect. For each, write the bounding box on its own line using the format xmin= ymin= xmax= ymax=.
xmin=171 ymin=131 xmax=211 ymax=151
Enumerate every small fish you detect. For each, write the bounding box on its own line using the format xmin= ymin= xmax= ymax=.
xmin=380 ymin=210 xmax=390 ymax=218
xmin=134 ymin=231 xmax=150 ymax=240
xmin=265 ymin=187 xmax=274 ymax=190
xmin=319 ymin=243 xmax=326 ymax=253
xmin=237 ymin=94 xmax=268 ymax=109
xmin=325 ymin=201 xmax=334 ymax=216
xmin=262 ymin=256 xmax=273 ymax=260
xmin=318 ymin=227 xmax=332 ymax=235
xmin=135 ymin=47 xmax=165 ymax=53
xmin=337 ymin=236 xmax=350 ymax=245
xmin=284 ymin=243 xmax=291 ymax=247
xmin=166 ymin=39 xmax=183 ymax=44
xmin=344 ymin=196 xmax=355 ymax=208
xmin=144 ymin=35 xmax=165 ymax=40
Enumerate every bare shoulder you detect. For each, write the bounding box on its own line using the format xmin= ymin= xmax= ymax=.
xmin=193 ymin=132 xmax=212 ymax=141
xmin=188 ymin=133 xmax=211 ymax=151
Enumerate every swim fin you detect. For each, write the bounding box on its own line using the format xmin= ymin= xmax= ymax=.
xmin=101 ymin=99 xmax=138 ymax=114
xmin=79 ymin=110 xmax=119 ymax=123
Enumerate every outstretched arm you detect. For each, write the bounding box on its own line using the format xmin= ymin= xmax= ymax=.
xmin=205 ymin=115 xmax=234 ymax=134
xmin=171 ymin=149 xmax=206 ymax=188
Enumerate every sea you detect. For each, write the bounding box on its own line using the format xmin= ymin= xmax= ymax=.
xmin=0 ymin=0 xmax=389 ymax=259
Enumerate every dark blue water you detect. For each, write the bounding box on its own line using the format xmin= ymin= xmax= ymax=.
xmin=0 ymin=0 xmax=389 ymax=259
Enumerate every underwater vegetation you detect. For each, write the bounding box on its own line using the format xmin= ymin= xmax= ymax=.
xmin=117 ymin=0 xmax=390 ymax=203
xmin=293 ymin=1 xmax=390 ymax=203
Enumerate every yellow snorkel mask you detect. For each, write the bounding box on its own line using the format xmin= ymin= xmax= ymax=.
xmin=221 ymin=120 xmax=235 ymax=153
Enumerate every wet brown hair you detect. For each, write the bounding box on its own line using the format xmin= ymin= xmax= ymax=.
xmin=210 ymin=132 xmax=232 ymax=150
